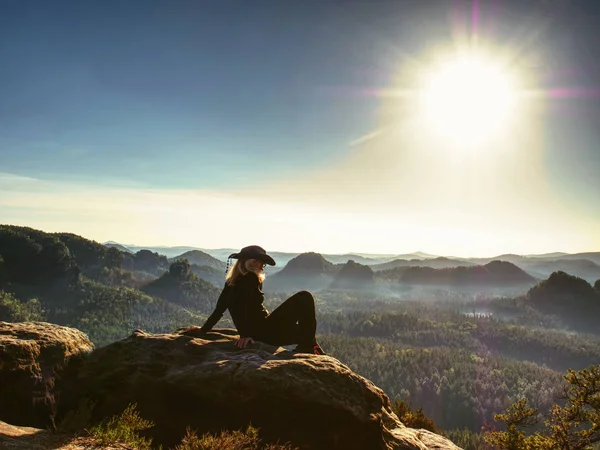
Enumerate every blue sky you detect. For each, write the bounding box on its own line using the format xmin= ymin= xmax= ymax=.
xmin=1 ymin=0 xmax=599 ymax=255
xmin=0 ymin=0 xmax=385 ymax=185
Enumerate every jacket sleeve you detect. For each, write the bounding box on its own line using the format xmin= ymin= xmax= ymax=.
xmin=200 ymin=284 xmax=229 ymax=332
xmin=236 ymin=273 xmax=266 ymax=338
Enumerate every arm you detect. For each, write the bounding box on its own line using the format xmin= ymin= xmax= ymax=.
xmin=200 ymin=284 xmax=230 ymax=332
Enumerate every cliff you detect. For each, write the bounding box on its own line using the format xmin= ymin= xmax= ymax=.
xmin=0 ymin=322 xmax=460 ymax=449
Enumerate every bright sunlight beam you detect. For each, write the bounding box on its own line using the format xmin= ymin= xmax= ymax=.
xmin=419 ymin=51 xmax=519 ymax=147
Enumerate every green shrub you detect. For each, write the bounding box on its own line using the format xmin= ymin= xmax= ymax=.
xmin=89 ymin=403 xmax=156 ymax=449
xmin=0 ymin=290 xmax=44 ymax=322
xmin=392 ymin=399 xmax=438 ymax=433
xmin=176 ymin=426 xmax=295 ymax=450
xmin=485 ymin=365 xmax=600 ymax=450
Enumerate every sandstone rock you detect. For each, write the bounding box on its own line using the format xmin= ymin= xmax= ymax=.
xmin=0 ymin=420 xmax=121 ymax=449
xmin=0 ymin=322 xmax=94 ymax=429
xmin=58 ymin=328 xmax=460 ymax=450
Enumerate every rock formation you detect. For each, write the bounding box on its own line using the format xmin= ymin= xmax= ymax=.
xmin=0 ymin=321 xmax=94 ymax=429
xmin=1 ymin=322 xmax=460 ymax=449
xmin=57 ymin=327 xmax=460 ymax=449
xmin=0 ymin=420 xmax=101 ymax=449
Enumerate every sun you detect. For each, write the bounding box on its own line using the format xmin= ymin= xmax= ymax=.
xmin=419 ymin=51 xmax=518 ymax=146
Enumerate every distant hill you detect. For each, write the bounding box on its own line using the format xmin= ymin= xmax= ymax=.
xmin=468 ymin=252 xmax=597 ymax=263
xmin=171 ymin=250 xmax=226 ymax=272
xmin=525 ymin=252 xmax=569 ymax=258
xmin=327 ymin=252 xmax=441 ymax=266
xmin=381 ymin=260 xmax=536 ymax=287
xmin=266 ymin=252 xmax=336 ymax=293
xmin=189 ymin=264 xmax=224 ymax=287
xmin=321 ymin=254 xmax=378 ymax=265
xmin=528 ymin=271 xmax=598 ymax=304
xmin=484 ymin=260 xmax=538 ymax=284
xmin=107 ymin=243 xmax=448 ymax=267
xmin=102 ymin=243 xmax=600 ymax=268
xmin=330 ymin=260 xmax=375 ymax=290
xmin=468 ymin=254 xmax=526 ymax=265
xmin=101 ymin=240 xmax=600 ymax=286
xmin=141 ymin=260 xmax=220 ymax=313
xmin=550 ymin=252 xmax=600 ymax=266
xmin=199 ymin=249 xmax=393 ymax=266
xmin=371 ymin=257 xmax=471 ymax=271
xmin=465 ymin=253 xmax=600 ymax=282
xmin=399 ymin=251 xmax=439 ymax=259
xmin=279 ymin=252 xmax=335 ymax=274
xmin=128 ymin=250 xmax=169 ymax=276
xmin=104 ymin=242 xmax=133 ymax=254
xmin=118 ymin=245 xmax=204 ymax=258
xmin=522 ymin=259 xmax=600 ymax=283
xmin=526 ymin=271 xmax=600 ymax=333
xmin=123 ymin=246 xmax=303 ymax=268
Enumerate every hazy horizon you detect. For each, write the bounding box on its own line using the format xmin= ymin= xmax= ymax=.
xmin=78 ymin=235 xmax=600 ymax=260
xmin=2 ymin=1 xmax=599 ymax=257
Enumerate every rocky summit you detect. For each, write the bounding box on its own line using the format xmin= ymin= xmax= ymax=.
xmin=1 ymin=322 xmax=460 ymax=449
xmin=57 ymin=327 xmax=459 ymax=449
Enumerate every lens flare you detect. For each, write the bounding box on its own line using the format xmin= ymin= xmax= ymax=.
xmin=419 ymin=52 xmax=518 ymax=146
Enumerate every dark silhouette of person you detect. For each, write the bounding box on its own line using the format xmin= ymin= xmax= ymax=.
xmin=192 ymin=245 xmax=325 ymax=355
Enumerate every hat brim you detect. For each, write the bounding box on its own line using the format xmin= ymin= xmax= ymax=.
xmin=228 ymin=252 xmax=276 ymax=266
xmin=257 ymin=254 xmax=276 ymax=266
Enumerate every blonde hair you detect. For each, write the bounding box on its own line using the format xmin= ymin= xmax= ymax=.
xmin=226 ymin=259 xmax=266 ymax=286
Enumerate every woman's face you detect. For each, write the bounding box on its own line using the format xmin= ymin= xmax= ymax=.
xmin=246 ymin=259 xmax=265 ymax=272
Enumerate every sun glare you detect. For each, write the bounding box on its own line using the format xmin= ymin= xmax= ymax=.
xmin=419 ymin=52 xmax=518 ymax=146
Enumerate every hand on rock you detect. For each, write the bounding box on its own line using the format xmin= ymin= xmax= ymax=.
xmin=235 ymin=337 xmax=254 ymax=349
xmin=181 ymin=326 xmax=206 ymax=336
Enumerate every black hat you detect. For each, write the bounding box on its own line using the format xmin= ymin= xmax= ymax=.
xmin=229 ymin=245 xmax=276 ymax=266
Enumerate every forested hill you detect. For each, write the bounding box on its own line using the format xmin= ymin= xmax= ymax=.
xmin=168 ymin=250 xmax=226 ymax=287
xmin=267 ymin=252 xmax=337 ymax=292
xmin=371 ymin=257 xmax=471 ymax=271
xmin=524 ymin=270 xmax=600 ymax=333
xmin=0 ymin=225 xmax=219 ymax=345
xmin=169 ymin=249 xmax=226 ymax=271
xmin=330 ymin=260 xmax=375 ymax=290
xmin=142 ymin=259 xmax=220 ymax=310
xmin=379 ymin=260 xmax=536 ymax=286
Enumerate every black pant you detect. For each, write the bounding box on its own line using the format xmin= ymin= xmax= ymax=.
xmin=253 ymin=290 xmax=317 ymax=348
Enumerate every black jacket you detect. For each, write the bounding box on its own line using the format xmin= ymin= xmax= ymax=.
xmin=200 ymin=272 xmax=269 ymax=337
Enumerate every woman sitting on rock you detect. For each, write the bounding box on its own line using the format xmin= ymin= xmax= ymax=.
xmin=193 ymin=245 xmax=325 ymax=355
